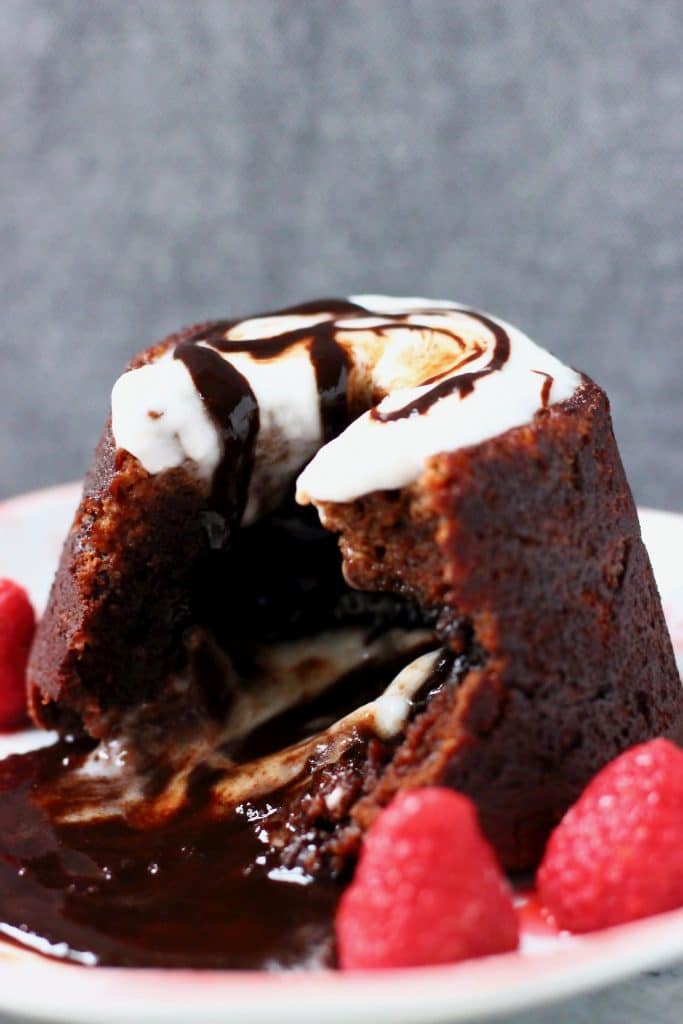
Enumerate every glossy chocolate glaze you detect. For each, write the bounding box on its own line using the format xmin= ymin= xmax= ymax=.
xmin=0 ymin=648 xmax=460 ymax=969
xmin=0 ymin=739 xmax=341 ymax=968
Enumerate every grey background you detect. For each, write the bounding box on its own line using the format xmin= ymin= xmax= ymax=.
xmin=0 ymin=4 xmax=682 ymax=1020
xmin=1 ymin=0 xmax=682 ymax=507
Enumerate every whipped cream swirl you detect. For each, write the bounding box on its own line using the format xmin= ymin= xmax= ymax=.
xmin=111 ymin=295 xmax=581 ymax=518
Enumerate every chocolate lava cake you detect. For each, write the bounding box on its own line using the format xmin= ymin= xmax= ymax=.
xmin=26 ymin=295 xmax=683 ymax=887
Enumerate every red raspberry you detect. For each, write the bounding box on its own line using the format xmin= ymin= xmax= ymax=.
xmin=0 ymin=579 xmax=35 ymax=730
xmin=336 ymin=787 xmax=518 ymax=969
xmin=538 ymin=739 xmax=683 ymax=933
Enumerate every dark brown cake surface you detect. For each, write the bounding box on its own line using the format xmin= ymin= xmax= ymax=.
xmin=317 ymin=383 xmax=683 ymax=868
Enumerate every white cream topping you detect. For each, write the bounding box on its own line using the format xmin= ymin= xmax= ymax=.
xmin=111 ymin=351 xmax=221 ymax=479
xmin=297 ymin=297 xmax=581 ymax=504
xmin=110 ymin=296 xmax=581 ymax=516
xmin=226 ymin=312 xmax=331 ymax=341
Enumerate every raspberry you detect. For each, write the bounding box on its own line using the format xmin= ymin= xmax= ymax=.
xmin=537 ymin=739 xmax=683 ymax=933
xmin=336 ymin=787 xmax=518 ymax=969
xmin=0 ymin=579 xmax=35 ymax=730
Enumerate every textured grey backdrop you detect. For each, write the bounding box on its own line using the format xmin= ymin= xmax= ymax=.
xmin=1 ymin=0 xmax=682 ymax=511
xmin=0 ymin=4 xmax=683 ymax=1021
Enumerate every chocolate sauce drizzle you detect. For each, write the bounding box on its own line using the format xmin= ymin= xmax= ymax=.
xmin=205 ymin=300 xmax=363 ymax=443
xmin=175 ymin=299 xmax=512 ymax=500
xmin=371 ymin=311 xmax=511 ymax=422
xmin=307 ymin=332 xmax=350 ymax=442
xmin=174 ymin=341 xmax=259 ymax=520
xmin=532 ymin=370 xmax=554 ymax=410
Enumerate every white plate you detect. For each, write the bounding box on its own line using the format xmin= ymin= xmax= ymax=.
xmin=0 ymin=483 xmax=682 ymax=1024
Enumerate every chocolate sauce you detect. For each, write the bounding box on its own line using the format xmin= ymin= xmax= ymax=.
xmin=372 ymin=311 xmax=511 ymax=422
xmin=177 ymin=299 xmax=512 ymax=493
xmin=0 ymin=740 xmax=340 ymax=969
xmin=533 ymin=370 xmax=554 ymax=410
xmin=308 ymin=334 xmax=350 ymax=442
xmin=0 ymin=645 xmax=462 ymax=969
xmin=410 ymin=649 xmax=460 ymax=713
xmin=174 ymin=341 xmax=259 ymax=521
xmin=225 ymin=640 xmax=436 ymax=763
xmin=197 ymin=302 xmax=363 ymax=444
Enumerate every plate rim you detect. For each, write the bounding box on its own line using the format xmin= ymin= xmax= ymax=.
xmin=1 ymin=906 xmax=683 ymax=1024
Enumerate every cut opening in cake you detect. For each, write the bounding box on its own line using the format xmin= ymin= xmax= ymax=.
xmin=60 ymin=476 xmax=477 ymax=855
xmin=186 ymin=492 xmax=445 ymax=727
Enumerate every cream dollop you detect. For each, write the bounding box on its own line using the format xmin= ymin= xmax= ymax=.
xmin=110 ymin=296 xmax=581 ymax=517
xmin=111 ymin=351 xmax=221 ymax=480
xmin=297 ymin=296 xmax=581 ymax=504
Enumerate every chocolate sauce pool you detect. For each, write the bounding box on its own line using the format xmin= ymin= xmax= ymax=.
xmin=0 ymin=739 xmax=341 ymax=969
xmin=0 ymin=647 xmax=461 ymax=969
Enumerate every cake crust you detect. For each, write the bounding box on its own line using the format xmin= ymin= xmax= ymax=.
xmin=29 ymin=324 xmax=216 ymax=735
xmin=314 ymin=382 xmax=682 ymax=867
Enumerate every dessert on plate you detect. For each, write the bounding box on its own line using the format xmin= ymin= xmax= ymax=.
xmin=0 ymin=295 xmax=679 ymax=969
